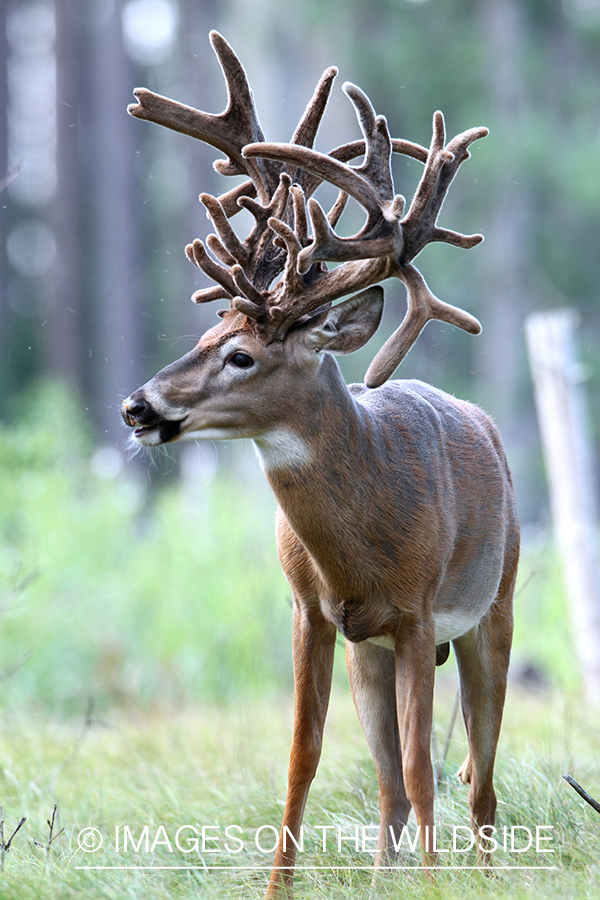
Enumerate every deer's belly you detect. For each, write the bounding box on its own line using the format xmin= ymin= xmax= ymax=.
xmin=365 ymin=604 xmax=486 ymax=651
xmin=432 ymin=606 xmax=487 ymax=642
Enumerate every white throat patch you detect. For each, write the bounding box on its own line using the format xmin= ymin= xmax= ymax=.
xmin=253 ymin=429 xmax=311 ymax=472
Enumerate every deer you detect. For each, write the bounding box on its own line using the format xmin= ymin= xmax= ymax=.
xmin=121 ymin=32 xmax=519 ymax=897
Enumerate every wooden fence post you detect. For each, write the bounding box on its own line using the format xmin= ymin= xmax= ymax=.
xmin=525 ymin=309 xmax=600 ymax=702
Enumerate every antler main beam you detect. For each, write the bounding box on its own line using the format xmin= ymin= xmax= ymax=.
xmin=128 ymin=31 xmax=488 ymax=382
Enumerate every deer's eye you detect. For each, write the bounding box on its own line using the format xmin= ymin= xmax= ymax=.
xmin=229 ymin=351 xmax=254 ymax=368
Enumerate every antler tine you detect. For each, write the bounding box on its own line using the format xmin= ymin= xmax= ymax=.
xmin=243 ymin=90 xmax=485 ymax=354
xmin=427 ymin=123 xmax=489 ymax=249
xmin=253 ymin=183 xmax=341 ymax=335
xmin=191 ymin=285 xmax=230 ymax=305
xmin=248 ymin=178 xmax=396 ymax=337
xmin=330 ymin=138 xmax=428 ymax=165
xmin=128 ymin=31 xmax=278 ymax=203
xmin=200 ymin=193 xmax=250 ymax=266
xmin=267 ymin=217 xmax=304 ymax=297
xmin=342 ymin=83 xmax=395 ymax=206
xmin=185 ymin=238 xmax=237 ymax=297
xmin=284 ymin=66 xmax=339 ymax=201
xmin=296 ymin=193 xmax=401 ymax=274
xmin=402 ymin=111 xmax=451 ymax=223
xmin=364 ymin=263 xmax=481 ymax=388
xmin=327 ymin=190 xmax=349 ymax=229
xmin=214 ymin=179 xmax=256 ymax=218
xmin=290 ymin=184 xmax=310 ymax=247
xmin=245 ymin=82 xmax=404 ymax=221
xmin=187 ymin=173 xmax=297 ymax=318
xmin=243 ymin=142 xmax=384 ymax=224
xmin=400 ymin=112 xmax=489 ymax=261
xmin=291 ymin=67 xmax=338 ymax=149
xmin=262 ymin=254 xmax=395 ymax=341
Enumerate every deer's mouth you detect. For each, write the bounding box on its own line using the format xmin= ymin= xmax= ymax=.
xmin=121 ymin=398 xmax=184 ymax=445
xmin=133 ymin=418 xmax=183 ymax=444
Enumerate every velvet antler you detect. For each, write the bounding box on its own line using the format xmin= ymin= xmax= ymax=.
xmin=128 ymin=31 xmax=487 ymax=382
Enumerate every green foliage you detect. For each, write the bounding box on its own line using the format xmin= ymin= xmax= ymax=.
xmin=512 ymin=538 xmax=580 ymax=693
xmin=0 ymin=381 xmax=292 ymax=712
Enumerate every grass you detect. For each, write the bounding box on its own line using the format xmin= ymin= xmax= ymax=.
xmin=0 ymin=685 xmax=598 ymax=899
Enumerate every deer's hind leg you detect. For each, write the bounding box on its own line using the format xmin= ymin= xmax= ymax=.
xmin=452 ymin=574 xmax=515 ymax=839
xmin=346 ymin=640 xmax=411 ymax=867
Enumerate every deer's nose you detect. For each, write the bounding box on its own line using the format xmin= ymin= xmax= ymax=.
xmin=122 ymin=391 xmax=150 ymax=426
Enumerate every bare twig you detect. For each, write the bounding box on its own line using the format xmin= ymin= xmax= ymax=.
xmin=563 ymin=774 xmax=600 ymax=815
xmin=435 ymin=690 xmax=460 ymax=786
xmin=31 ymin=804 xmax=65 ymax=865
xmin=0 ymin=807 xmax=27 ymax=868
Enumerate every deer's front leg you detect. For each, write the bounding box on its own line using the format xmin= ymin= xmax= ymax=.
xmin=394 ymin=617 xmax=437 ymax=867
xmin=266 ymin=600 xmax=336 ymax=899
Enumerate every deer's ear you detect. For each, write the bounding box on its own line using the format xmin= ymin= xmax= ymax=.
xmin=305 ymin=286 xmax=384 ymax=354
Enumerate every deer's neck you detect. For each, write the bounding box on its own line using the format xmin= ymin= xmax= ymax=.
xmin=253 ymin=353 xmax=363 ymax=482
xmin=253 ymin=354 xmax=397 ymax=591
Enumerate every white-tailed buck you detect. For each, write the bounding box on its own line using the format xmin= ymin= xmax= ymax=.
xmin=122 ymin=32 xmax=519 ymax=896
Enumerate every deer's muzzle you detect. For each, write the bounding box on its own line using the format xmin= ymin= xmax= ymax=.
xmin=121 ymin=392 xmax=183 ymax=444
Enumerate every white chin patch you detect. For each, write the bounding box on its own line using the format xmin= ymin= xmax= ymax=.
xmin=179 ymin=427 xmax=243 ymax=442
xmin=134 ymin=427 xmax=164 ymax=447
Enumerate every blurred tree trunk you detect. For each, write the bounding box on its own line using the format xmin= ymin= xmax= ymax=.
xmin=0 ymin=3 xmax=9 ymax=410
xmin=87 ymin=0 xmax=142 ymax=445
xmin=47 ymin=0 xmax=83 ymax=388
xmin=179 ymin=0 xmax=228 ymax=341
xmin=0 ymin=6 xmax=6 ymax=185
xmin=476 ymin=0 xmax=532 ymax=439
xmin=526 ymin=310 xmax=600 ymax=701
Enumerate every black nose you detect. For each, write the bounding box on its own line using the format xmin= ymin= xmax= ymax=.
xmin=122 ymin=390 xmax=150 ymax=426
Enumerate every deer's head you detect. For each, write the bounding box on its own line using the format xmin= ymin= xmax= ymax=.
xmin=122 ymin=32 xmax=486 ymax=448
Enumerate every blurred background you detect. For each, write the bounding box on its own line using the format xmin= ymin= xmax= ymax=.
xmin=0 ymin=0 xmax=599 ymax=712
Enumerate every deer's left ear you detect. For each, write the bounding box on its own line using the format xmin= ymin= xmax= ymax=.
xmin=305 ymin=286 xmax=384 ymax=354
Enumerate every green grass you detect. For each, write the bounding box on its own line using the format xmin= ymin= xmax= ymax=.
xmin=0 ymin=688 xmax=598 ymax=899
